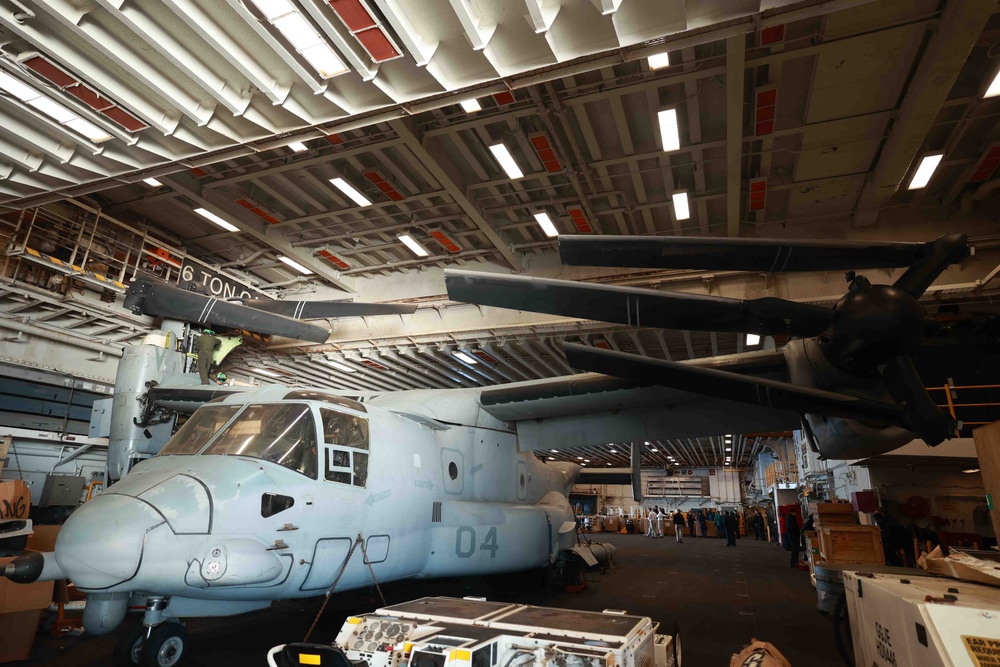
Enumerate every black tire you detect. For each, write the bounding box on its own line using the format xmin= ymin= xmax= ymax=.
xmin=113 ymin=622 xmax=147 ymax=667
xmin=832 ymin=593 xmax=854 ymax=667
xmin=672 ymin=621 xmax=682 ymax=667
xmin=139 ymin=622 xmax=188 ymax=667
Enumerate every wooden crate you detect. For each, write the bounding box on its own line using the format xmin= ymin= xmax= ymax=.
xmin=815 ymin=513 xmax=859 ymax=526
xmin=809 ymin=502 xmax=854 ymax=516
xmin=817 ymin=525 xmax=884 ymax=564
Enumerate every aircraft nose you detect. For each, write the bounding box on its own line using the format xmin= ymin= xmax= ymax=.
xmin=55 ymin=494 xmax=165 ymax=590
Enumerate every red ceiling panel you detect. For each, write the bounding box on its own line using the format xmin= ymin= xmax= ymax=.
xmin=22 ymin=56 xmax=76 ymax=87
xmin=362 ymin=170 xmax=403 ymax=201
xmin=970 ymin=145 xmax=1000 ymax=182
xmin=472 ymin=349 xmax=497 ymax=364
xmin=361 ymin=359 xmax=388 ymax=371
xmin=326 ymin=134 xmax=344 ymax=145
xmin=355 ymin=26 xmax=401 ymax=62
xmin=760 ymin=25 xmax=785 ymax=46
xmin=327 ymin=0 xmax=376 ymax=31
xmin=430 ymin=230 xmax=461 ymax=253
xmin=567 ymin=207 xmax=592 ymax=233
xmin=318 ymin=249 xmax=350 ymax=270
xmin=235 ymin=197 xmax=281 ymax=224
xmin=529 ymin=133 xmax=562 ymax=173
xmin=66 ymin=85 xmax=114 ymax=111
xmin=190 ymin=167 xmax=207 ymax=177
xmin=493 ymin=91 xmax=515 ymax=105
xmin=101 ymin=106 xmax=148 ymax=132
xmin=755 ymin=87 xmax=777 ymax=137
xmin=748 ymin=178 xmax=766 ymax=212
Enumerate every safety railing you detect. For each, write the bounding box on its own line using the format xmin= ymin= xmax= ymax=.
xmin=927 ymin=383 xmax=1000 ymax=432
xmin=765 ymin=461 xmax=798 ymax=488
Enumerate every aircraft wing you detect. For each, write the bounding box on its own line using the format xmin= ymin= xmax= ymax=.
xmin=480 ymin=349 xmax=799 ymax=450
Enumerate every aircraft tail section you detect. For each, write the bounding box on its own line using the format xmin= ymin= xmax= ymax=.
xmin=544 ymin=461 xmax=582 ymax=496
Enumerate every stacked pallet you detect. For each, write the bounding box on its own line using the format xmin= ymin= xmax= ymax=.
xmin=805 ymin=502 xmax=885 ymax=588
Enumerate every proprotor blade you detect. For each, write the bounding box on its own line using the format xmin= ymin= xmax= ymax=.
xmin=125 ymin=280 xmax=330 ymax=343
xmin=242 ymin=300 xmax=417 ymax=319
xmin=445 ymin=270 xmax=835 ymax=337
xmin=563 ymin=343 xmax=910 ymax=429
xmin=558 ymin=235 xmax=936 ymax=272
xmin=892 ymin=233 xmax=970 ymax=299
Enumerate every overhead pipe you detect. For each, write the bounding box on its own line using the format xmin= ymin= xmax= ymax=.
xmin=0 ymin=317 xmax=124 ymax=357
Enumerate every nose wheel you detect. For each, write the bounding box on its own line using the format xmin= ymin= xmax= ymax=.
xmin=114 ymin=620 xmax=188 ymax=667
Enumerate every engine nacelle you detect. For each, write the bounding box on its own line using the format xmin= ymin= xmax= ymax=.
xmin=784 ymin=339 xmax=913 ymax=460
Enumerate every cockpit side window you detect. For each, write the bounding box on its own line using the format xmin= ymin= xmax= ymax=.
xmin=159 ymin=405 xmax=241 ymax=455
xmin=321 ymin=408 xmax=369 ymax=488
xmin=203 ymin=403 xmax=318 ymax=478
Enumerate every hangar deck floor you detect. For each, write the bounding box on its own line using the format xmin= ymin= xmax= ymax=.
xmin=21 ymin=532 xmax=843 ymax=667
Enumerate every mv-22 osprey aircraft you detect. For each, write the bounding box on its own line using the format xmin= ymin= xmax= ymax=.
xmin=2 ymin=233 xmax=974 ymax=666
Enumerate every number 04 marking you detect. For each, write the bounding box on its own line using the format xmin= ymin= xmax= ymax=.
xmin=455 ymin=526 xmax=499 ymax=558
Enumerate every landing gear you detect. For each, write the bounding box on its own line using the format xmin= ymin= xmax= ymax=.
xmin=113 ymin=597 xmax=187 ymax=667
xmin=140 ymin=622 xmax=188 ymax=667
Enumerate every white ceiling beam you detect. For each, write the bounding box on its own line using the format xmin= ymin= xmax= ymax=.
xmin=852 ymin=0 xmax=994 ymax=226
xmin=389 ymin=119 xmax=522 ymax=271
xmin=448 ymin=0 xmax=497 ymax=51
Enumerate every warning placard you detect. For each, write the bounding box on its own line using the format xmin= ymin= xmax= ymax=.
xmin=963 ymin=636 xmax=1000 ymax=667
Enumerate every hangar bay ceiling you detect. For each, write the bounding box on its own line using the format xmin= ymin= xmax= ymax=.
xmin=1 ymin=0 xmax=1000 ymax=469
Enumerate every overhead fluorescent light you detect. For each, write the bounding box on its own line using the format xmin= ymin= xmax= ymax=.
xmin=577 ymin=456 xmax=584 ymax=460
xmin=651 ymin=448 xmax=658 ymax=452
xmin=584 ymin=459 xmax=590 ymax=463
xmin=254 ymin=0 xmax=297 ymax=20
xmin=725 ymin=447 xmax=732 ymax=452
xmin=453 ymin=350 xmax=479 ymax=365
xmin=985 ymin=68 xmax=1000 ymax=98
xmin=609 ymin=449 xmax=617 ymax=453
xmin=607 ymin=462 xmax=612 ymax=466
xmin=330 ymin=177 xmax=372 ymax=207
xmin=644 ymin=441 xmax=651 ymax=446
xmin=398 ymin=233 xmax=429 ymax=257
xmin=648 ymin=52 xmax=670 ymax=69
xmin=657 ymin=108 xmax=680 ymax=152
xmin=908 ymin=153 xmax=944 ymax=190
xmin=143 ymin=177 xmax=163 ymax=187
xmin=489 ymin=143 xmax=523 ymax=179
xmin=0 ymin=70 xmax=113 ymax=143
xmin=533 ymin=212 xmax=559 ymax=238
xmin=672 ymin=191 xmax=690 ymax=220
xmin=746 ymin=333 xmax=761 ymax=346
xmin=962 ymin=468 xmax=980 ymax=474
xmin=550 ymin=449 xmax=558 ymax=453
xmin=249 ymin=0 xmax=349 ymax=78
xmin=277 ymin=255 xmax=313 ymax=275
xmin=460 ymin=99 xmax=482 ymax=113
xmin=256 ymin=369 xmax=281 ymax=377
xmin=321 ymin=358 xmax=356 ymax=373
xmin=548 ymin=456 xmax=555 ymax=460
xmin=194 ymin=207 xmax=239 ymax=232
xmin=287 ymin=141 xmax=307 ymax=152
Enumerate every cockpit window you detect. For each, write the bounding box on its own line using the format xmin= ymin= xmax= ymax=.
xmin=321 ymin=408 xmax=369 ymax=488
xmin=159 ymin=405 xmax=241 ymax=456
xmin=202 ymin=403 xmax=318 ymax=478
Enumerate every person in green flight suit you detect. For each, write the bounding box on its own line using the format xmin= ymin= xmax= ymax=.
xmin=196 ymin=328 xmax=221 ymax=385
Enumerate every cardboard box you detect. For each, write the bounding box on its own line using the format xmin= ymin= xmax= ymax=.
xmin=0 ymin=553 xmax=52 ymax=664
xmin=26 ymin=524 xmax=61 ymax=553
xmin=0 ymin=555 xmax=54 ymax=613
xmin=0 ymin=609 xmax=43 ymax=663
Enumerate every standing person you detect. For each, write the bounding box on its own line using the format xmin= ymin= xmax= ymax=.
xmin=656 ymin=506 xmax=664 ymax=538
xmin=673 ymin=510 xmax=685 ymax=543
xmin=714 ymin=510 xmax=725 ymax=538
xmin=697 ymin=509 xmax=707 ymax=538
xmin=686 ymin=510 xmax=695 ymax=537
xmin=196 ymin=328 xmax=221 ymax=385
xmin=787 ymin=510 xmax=802 ymax=567
xmin=724 ymin=512 xmax=738 ymax=547
xmin=646 ymin=507 xmax=658 ymax=538
xmin=778 ymin=513 xmax=788 ymax=550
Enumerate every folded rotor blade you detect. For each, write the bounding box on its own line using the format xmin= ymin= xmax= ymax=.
xmin=892 ymin=233 xmax=970 ymax=299
xmin=242 ymin=300 xmax=416 ymax=319
xmin=562 ymin=343 xmax=910 ymax=429
xmin=559 ymin=235 xmax=941 ymax=272
xmin=124 ymin=280 xmax=330 ymax=343
xmin=445 ymin=270 xmax=835 ymax=337
xmin=881 ymin=355 xmax=956 ymax=446
xmin=631 ymin=442 xmax=643 ymax=502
